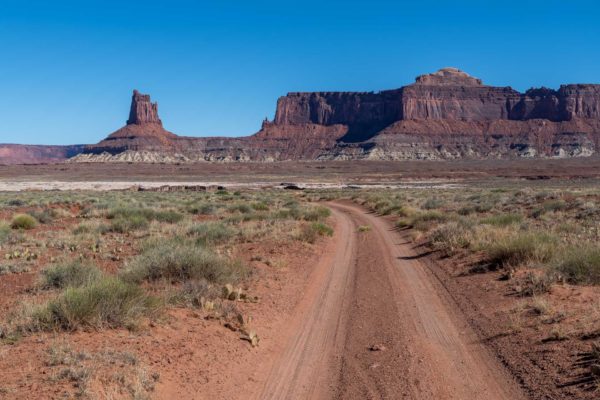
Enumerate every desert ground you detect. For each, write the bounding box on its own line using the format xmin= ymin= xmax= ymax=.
xmin=0 ymin=160 xmax=599 ymax=399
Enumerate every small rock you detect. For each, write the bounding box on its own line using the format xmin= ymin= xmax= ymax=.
xmin=369 ymin=344 xmax=386 ymax=352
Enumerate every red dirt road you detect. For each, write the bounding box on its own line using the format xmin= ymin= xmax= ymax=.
xmin=257 ymin=202 xmax=526 ymax=399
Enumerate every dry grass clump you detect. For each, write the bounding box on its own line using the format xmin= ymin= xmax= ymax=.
xmin=121 ymin=239 xmax=245 ymax=284
xmin=45 ymin=342 xmax=158 ymax=399
xmin=0 ymin=221 xmax=11 ymax=244
xmin=482 ymin=232 xmax=556 ymax=269
xmin=28 ymin=277 xmax=160 ymax=331
xmin=480 ymin=213 xmax=523 ymax=227
xmin=430 ymin=221 xmax=472 ymax=254
xmin=10 ymin=213 xmax=37 ymax=230
xmin=106 ymin=206 xmax=183 ymax=231
xmin=106 ymin=215 xmax=149 ymax=233
xmin=40 ymin=261 xmax=103 ymax=289
xmin=188 ymin=222 xmax=235 ymax=245
xmin=301 ymin=205 xmax=331 ymax=221
xmin=553 ymin=245 xmax=600 ymax=285
xmin=296 ymin=222 xmax=334 ymax=243
xmin=398 ymin=211 xmax=448 ymax=231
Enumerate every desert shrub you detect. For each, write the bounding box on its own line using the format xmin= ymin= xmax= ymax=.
xmin=188 ymin=222 xmax=234 ymax=245
xmin=152 ymin=210 xmax=183 ymax=223
xmin=543 ymin=200 xmax=567 ymax=212
xmin=7 ymin=199 xmax=26 ymax=207
xmin=368 ymin=197 xmax=405 ymax=215
xmin=188 ymin=203 xmax=217 ymax=215
xmin=409 ymin=211 xmax=448 ymax=231
xmin=107 ymin=206 xmax=182 ymax=223
xmin=457 ymin=206 xmax=475 ymax=216
xmin=108 ymin=216 xmax=149 ymax=233
xmin=251 ymin=202 xmax=269 ymax=211
xmin=170 ymin=279 xmax=219 ymax=307
xmin=30 ymin=208 xmax=58 ymax=224
xmin=311 ymin=222 xmax=333 ymax=236
xmin=517 ymin=271 xmax=556 ymax=296
xmin=483 ymin=232 xmax=556 ymax=268
xmin=29 ymin=277 xmax=159 ymax=331
xmin=474 ymin=203 xmax=493 ymax=213
xmin=72 ymin=223 xmax=93 ymax=235
xmin=301 ymin=206 xmax=331 ymax=221
xmin=228 ymin=203 xmax=253 ymax=214
xmin=40 ymin=261 xmax=103 ymax=289
xmin=480 ymin=213 xmax=523 ymax=227
xmin=422 ymin=198 xmax=444 ymax=210
xmin=10 ymin=214 xmax=37 ymax=230
xmin=121 ymin=240 xmax=244 ymax=284
xmin=430 ymin=221 xmax=472 ymax=253
xmin=553 ymin=246 xmax=600 ymax=285
xmin=296 ymin=222 xmax=333 ymax=243
xmin=0 ymin=221 xmax=10 ymax=244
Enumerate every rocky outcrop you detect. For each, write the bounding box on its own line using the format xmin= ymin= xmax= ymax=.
xmin=5 ymin=68 xmax=600 ymax=165
xmin=84 ymin=90 xmax=177 ymax=155
xmin=0 ymin=144 xmax=85 ymax=165
xmin=127 ymin=90 xmax=162 ymax=125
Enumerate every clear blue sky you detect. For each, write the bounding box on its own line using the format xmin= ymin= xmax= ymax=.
xmin=1 ymin=0 xmax=599 ymax=145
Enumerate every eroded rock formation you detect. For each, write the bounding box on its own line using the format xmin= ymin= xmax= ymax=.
xmin=4 ymin=68 xmax=600 ymax=164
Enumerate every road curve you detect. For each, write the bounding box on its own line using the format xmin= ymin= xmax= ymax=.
xmin=258 ymin=201 xmax=526 ymax=400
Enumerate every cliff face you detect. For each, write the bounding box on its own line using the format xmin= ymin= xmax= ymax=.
xmin=0 ymin=144 xmax=85 ymax=165
xmin=271 ymin=68 xmax=600 ymax=128
xmin=84 ymin=90 xmax=177 ymax=155
xmin=7 ymin=68 xmax=600 ymax=165
xmin=127 ymin=90 xmax=162 ymax=125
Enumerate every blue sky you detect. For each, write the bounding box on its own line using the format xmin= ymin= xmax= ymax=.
xmin=1 ymin=0 xmax=599 ymax=145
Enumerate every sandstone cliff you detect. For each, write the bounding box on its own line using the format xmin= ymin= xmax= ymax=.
xmin=6 ymin=67 xmax=600 ymax=164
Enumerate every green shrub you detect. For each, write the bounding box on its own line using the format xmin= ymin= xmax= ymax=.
xmin=554 ymin=246 xmax=600 ymax=285
xmin=121 ymin=240 xmax=244 ymax=284
xmin=484 ymin=232 xmax=556 ymax=268
xmin=480 ymin=213 xmax=523 ymax=227
xmin=40 ymin=261 xmax=103 ymax=289
xmin=188 ymin=222 xmax=234 ymax=245
xmin=30 ymin=277 xmax=159 ymax=330
xmin=10 ymin=214 xmax=37 ymax=230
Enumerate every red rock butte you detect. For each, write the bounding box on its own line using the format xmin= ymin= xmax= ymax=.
xmin=3 ymin=67 xmax=600 ymax=164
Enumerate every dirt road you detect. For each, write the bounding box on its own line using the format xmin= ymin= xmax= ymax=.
xmin=258 ymin=202 xmax=526 ymax=400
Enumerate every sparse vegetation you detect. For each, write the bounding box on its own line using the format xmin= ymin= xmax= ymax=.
xmin=121 ymin=239 xmax=245 ymax=284
xmin=10 ymin=214 xmax=37 ymax=230
xmin=554 ymin=246 xmax=600 ymax=285
xmin=29 ymin=276 xmax=160 ymax=331
xmin=188 ymin=222 xmax=235 ymax=245
xmin=40 ymin=261 xmax=103 ymax=289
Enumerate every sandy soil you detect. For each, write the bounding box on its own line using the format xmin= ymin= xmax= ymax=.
xmin=2 ymin=158 xmax=600 ymax=185
xmin=256 ymin=202 xmax=526 ymax=399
